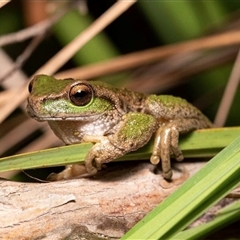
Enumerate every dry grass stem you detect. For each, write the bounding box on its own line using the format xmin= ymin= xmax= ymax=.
xmin=0 ymin=49 xmax=27 ymax=89
xmin=214 ymin=49 xmax=240 ymax=127
xmin=0 ymin=119 xmax=44 ymax=155
xmin=0 ymin=35 xmax=45 ymax=83
xmin=0 ymin=88 xmax=19 ymax=107
xmin=0 ymin=7 xmax=67 ymax=47
xmin=0 ymin=1 xmax=10 ymax=9
xmin=0 ymin=90 xmax=15 ymax=104
xmin=128 ymin=47 xmax=237 ymax=93
xmin=55 ymin=31 xmax=240 ymax=80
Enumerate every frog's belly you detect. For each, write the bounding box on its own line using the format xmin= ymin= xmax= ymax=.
xmin=48 ymin=120 xmax=114 ymax=144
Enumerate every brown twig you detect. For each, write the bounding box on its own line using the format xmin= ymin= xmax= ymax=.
xmin=128 ymin=47 xmax=237 ymax=93
xmin=0 ymin=35 xmax=45 ymax=83
xmin=55 ymin=31 xmax=240 ymax=80
xmin=0 ymin=0 xmax=10 ymax=9
xmin=214 ymin=49 xmax=240 ymax=127
xmin=0 ymin=7 xmax=67 ymax=47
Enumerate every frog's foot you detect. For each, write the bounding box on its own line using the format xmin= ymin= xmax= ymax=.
xmin=84 ymin=113 xmax=157 ymax=175
xmin=84 ymin=139 xmax=124 ymax=175
xmin=47 ymin=164 xmax=90 ymax=181
xmin=150 ymin=123 xmax=184 ymax=180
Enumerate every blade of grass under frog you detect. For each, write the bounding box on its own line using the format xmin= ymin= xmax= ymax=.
xmin=121 ymin=135 xmax=240 ymax=239
xmin=0 ymin=127 xmax=239 ymax=173
xmin=0 ymin=143 xmax=92 ymax=172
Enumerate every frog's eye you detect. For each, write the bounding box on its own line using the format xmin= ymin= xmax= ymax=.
xmin=69 ymin=83 xmax=93 ymax=106
xmin=28 ymin=80 xmax=33 ymax=93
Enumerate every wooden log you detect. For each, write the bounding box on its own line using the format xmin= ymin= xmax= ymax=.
xmin=0 ymin=161 xmax=205 ymax=240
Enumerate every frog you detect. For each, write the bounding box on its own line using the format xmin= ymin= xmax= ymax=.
xmin=27 ymin=74 xmax=212 ymax=180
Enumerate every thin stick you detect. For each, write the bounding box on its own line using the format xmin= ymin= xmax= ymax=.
xmin=0 ymin=0 xmax=137 ymax=123
xmin=0 ymin=7 xmax=67 ymax=47
xmin=0 ymin=1 xmax=10 ymax=8
xmin=55 ymin=31 xmax=240 ymax=80
xmin=0 ymin=35 xmax=45 ymax=83
xmin=214 ymin=49 xmax=240 ymax=127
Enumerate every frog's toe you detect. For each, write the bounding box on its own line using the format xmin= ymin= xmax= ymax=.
xmin=175 ymin=154 xmax=184 ymax=161
xmin=95 ymin=159 xmax=104 ymax=170
xmin=46 ymin=171 xmax=72 ymax=181
xmin=171 ymin=147 xmax=184 ymax=161
xmin=150 ymin=155 xmax=160 ymax=164
xmin=162 ymin=169 xmax=173 ymax=180
xmin=85 ymin=162 xmax=98 ymax=175
xmin=47 ymin=172 xmax=58 ymax=181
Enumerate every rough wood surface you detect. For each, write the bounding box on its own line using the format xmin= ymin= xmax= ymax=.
xmin=0 ymin=161 xmax=205 ymax=240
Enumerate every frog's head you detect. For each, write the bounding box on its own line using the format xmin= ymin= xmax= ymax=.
xmin=27 ymin=74 xmax=116 ymax=121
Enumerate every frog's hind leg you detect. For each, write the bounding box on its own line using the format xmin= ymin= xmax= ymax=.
xmin=150 ymin=118 xmax=208 ymax=180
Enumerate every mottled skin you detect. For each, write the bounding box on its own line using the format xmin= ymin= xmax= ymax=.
xmin=27 ymin=75 xmax=212 ymax=180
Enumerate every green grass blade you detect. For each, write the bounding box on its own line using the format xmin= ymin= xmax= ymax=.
xmin=0 ymin=127 xmax=239 ymax=173
xmin=173 ymin=200 xmax=240 ymax=240
xmin=0 ymin=143 xmax=92 ymax=172
xmin=121 ymin=135 xmax=240 ymax=239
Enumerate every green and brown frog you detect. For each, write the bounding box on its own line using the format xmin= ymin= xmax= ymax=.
xmin=27 ymin=75 xmax=212 ymax=180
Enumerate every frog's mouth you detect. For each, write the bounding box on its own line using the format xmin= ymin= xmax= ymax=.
xmin=27 ymin=103 xmax=103 ymax=122
xmin=36 ymin=115 xmax=102 ymax=121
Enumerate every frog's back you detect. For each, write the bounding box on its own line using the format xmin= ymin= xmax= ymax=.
xmin=144 ymin=95 xmax=212 ymax=126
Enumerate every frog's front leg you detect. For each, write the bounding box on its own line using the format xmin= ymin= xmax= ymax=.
xmin=85 ymin=112 xmax=157 ymax=175
xmin=150 ymin=118 xmax=208 ymax=179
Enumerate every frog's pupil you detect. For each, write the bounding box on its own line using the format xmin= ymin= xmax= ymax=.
xmin=75 ymin=90 xmax=87 ymax=98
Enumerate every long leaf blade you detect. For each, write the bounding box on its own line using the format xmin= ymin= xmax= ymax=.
xmin=0 ymin=127 xmax=239 ymax=173
xmin=173 ymin=200 xmax=240 ymax=240
xmin=121 ymin=135 xmax=240 ymax=239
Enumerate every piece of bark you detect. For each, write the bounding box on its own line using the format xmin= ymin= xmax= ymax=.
xmin=0 ymin=161 xmax=205 ymax=240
